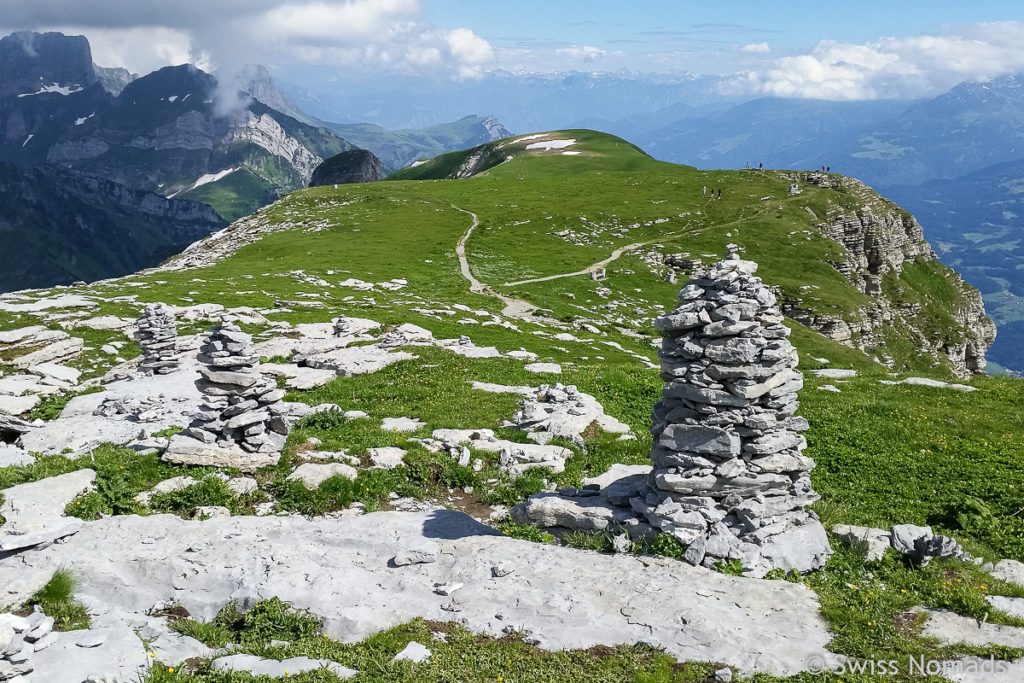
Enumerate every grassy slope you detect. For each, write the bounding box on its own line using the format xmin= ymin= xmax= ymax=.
xmin=2 ymin=129 xmax=1023 ymax=681
xmin=179 ymin=167 xmax=273 ymax=222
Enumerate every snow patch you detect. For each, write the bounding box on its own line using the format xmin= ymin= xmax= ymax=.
xmin=168 ymin=95 xmax=178 ymax=103
xmin=515 ymin=134 xmax=549 ymax=143
xmin=74 ymin=112 xmax=96 ymax=126
xmin=21 ymin=134 xmax=34 ymax=148
xmin=561 ymin=151 xmax=581 ymax=156
xmin=17 ymin=83 xmax=84 ymax=98
xmin=168 ymin=167 xmax=240 ymax=199
xmin=526 ymin=139 xmax=576 ymax=151
xmin=409 ymin=160 xmax=428 ymax=168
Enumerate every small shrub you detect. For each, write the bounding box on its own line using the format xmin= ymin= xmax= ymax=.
xmin=149 ymin=477 xmax=239 ymax=514
xmin=563 ymin=529 xmax=615 ymax=552
xmin=296 ymin=408 xmax=347 ymax=431
xmin=635 ymin=533 xmax=685 ymax=559
xmin=171 ymin=619 xmax=233 ymax=648
xmin=496 ymin=519 xmax=554 ymax=543
xmin=713 ymin=558 xmax=744 ymax=576
xmin=152 ymin=426 xmax=184 ymax=439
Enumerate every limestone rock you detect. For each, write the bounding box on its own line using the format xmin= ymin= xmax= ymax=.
xmin=163 ymin=435 xmax=278 ymax=472
xmin=287 ymin=463 xmax=358 ymax=490
xmin=832 ymin=524 xmax=890 ymax=561
xmin=0 ymin=511 xmax=837 ymax=676
xmin=0 ymin=469 xmax=96 ymax=551
xmin=393 ymin=641 xmax=431 ymax=663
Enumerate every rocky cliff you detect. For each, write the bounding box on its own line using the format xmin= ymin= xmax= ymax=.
xmin=0 ymin=31 xmax=95 ymax=99
xmin=0 ymin=162 xmax=225 ymax=291
xmin=309 ymin=149 xmax=383 ymax=187
xmin=780 ymin=173 xmax=995 ymax=377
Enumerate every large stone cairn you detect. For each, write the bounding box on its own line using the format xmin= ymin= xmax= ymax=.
xmin=134 ymin=303 xmax=178 ymax=375
xmin=638 ymin=252 xmax=830 ymax=573
xmin=184 ymin=322 xmax=290 ymax=453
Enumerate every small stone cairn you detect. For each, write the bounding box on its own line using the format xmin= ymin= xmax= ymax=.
xmin=183 ymin=322 xmax=290 ymax=453
xmin=637 ymin=252 xmax=830 ymax=574
xmin=134 ymin=303 xmax=178 ymax=375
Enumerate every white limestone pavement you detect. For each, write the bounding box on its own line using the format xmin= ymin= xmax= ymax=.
xmin=0 ymin=469 xmax=96 ymax=552
xmin=0 ymin=510 xmax=837 ymax=677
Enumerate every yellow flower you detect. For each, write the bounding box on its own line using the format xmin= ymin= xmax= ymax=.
xmin=150 ymin=653 xmax=155 ymax=658
xmin=901 ymin=589 xmax=907 ymax=593
xmin=169 ymin=668 xmax=174 ymax=673
xmin=868 ymin=621 xmax=872 ymax=626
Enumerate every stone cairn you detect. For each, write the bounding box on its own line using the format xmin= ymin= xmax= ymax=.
xmin=636 ymin=252 xmax=831 ymax=574
xmin=134 ymin=303 xmax=178 ymax=375
xmin=512 ymin=253 xmax=831 ymax=577
xmin=183 ymin=322 xmax=290 ymax=453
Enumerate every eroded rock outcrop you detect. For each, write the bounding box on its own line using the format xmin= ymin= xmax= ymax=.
xmin=309 ymin=149 xmax=383 ymax=187
xmin=784 ymin=173 xmax=994 ymax=378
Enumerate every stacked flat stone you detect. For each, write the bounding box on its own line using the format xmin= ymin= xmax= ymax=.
xmin=184 ymin=323 xmax=290 ymax=453
xmin=134 ymin=303 xmax=178 ymax=375
xmin=636 ymin=253 xmax=830 ymax=573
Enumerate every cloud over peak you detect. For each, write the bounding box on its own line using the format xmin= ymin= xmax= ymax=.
xmin=1 ymin=0 xmax=493 ymax=79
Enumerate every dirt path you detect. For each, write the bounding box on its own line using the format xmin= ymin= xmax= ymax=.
xmin=451 ymin=205 xmax=539 ymax=319
xmin=503 ymin=240 xmax=653 ymax=287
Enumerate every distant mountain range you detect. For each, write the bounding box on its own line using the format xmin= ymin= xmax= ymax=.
xmin=278 ymin=69 xmax=733 ymax=132
xmin=0 ymin=31 xmax=513 ymax=294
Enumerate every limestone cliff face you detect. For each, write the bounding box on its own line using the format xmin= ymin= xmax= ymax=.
xmin=230 ymin=112 xmax=324 ymax=184
xmin=782 ymin=173 xmax=995 ymax=378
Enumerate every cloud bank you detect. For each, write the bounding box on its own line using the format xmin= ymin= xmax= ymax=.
xmin=732 ymin=21 xmax=1024 ymax=99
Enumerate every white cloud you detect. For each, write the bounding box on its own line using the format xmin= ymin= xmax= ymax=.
xmin=556 ymin=45 xmax=607 ymax=62
xmin=740 ymin=42 xmax=770 ymax=53
xmin=5 ymin=0 xmax=493 ymax=80
xmin=732 ymin=21 xmax=1024 ymax=99
xmin=254 ymin=0 xmax=417 ymax=45
xmin=446 ymin=27 xmax=493 ymax=78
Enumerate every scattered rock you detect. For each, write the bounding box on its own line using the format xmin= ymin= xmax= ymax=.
xmin=991 ymin=560 xmax=1024 ymax=588
xmin=810 ymin=369 xmax=856 ymax=378
xmin=393 ymin=640 xmax=432 ymax=663
xmin=368 ymin=447 xmax=406 ymax=470
xmin=879 ymin=377 xmax=976 ymax=392
xmin=287 ymin=463 xmax=358 ymax=490
xmin=0 ymin=443 xmax=34 ymax=467
xmin=524 ymin=363 xmax=562 ymax=374
xmin=212 ymin=653 xmax=357 ymax=678
xmin=381 ymin=417 xmax=424 ymax=433
xmin=831 ymin=524 xmax=891 ymax=561
xmin=0 ymin=511 xmax=835 ymax=676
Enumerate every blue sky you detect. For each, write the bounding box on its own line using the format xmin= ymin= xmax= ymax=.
xmin=424 ymin=0 xmax=1021 ymax=54
xmin=2 ymin=0 xmax=1023 ymax=98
